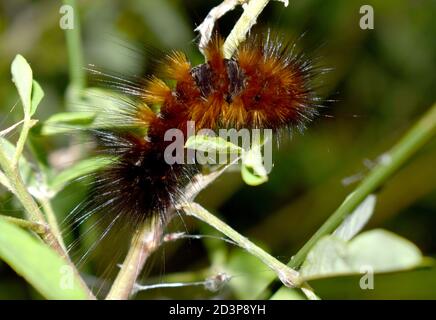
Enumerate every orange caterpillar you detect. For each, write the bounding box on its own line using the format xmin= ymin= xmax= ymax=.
xmin=142 ymin=35 xmax=318 ymax=132
xmin=74 ymin=33 xmax=322 ymax=238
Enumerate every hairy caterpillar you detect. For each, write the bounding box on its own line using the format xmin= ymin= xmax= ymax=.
xmin=66 ymin=32 xmax=323 ymax=272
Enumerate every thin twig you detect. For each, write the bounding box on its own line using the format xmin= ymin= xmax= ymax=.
xmin=0 ymin=215 xmax=48 ymax=235
xmin=12 ymin=119 xmax=37 ymax=168
xmin=39 ymin=196 xmax=67 ymax=251
xmin=182 ymin=202 xmax=303 ymax=288
xmin=0 ymin=149 xmax=48 ymax=226
xmin=263 ymin=102 xmax=436 ymax=299
xmin=106 ymin=162 xmax=237 ymax=300
xmin=0 ymin=128 xmax=95 ymax=300
xmin=163 ymin=231 xmax=239 ymax=247
xmin=288 ymin=102 xmax=436 ymax=270
xmin=134 ymin=272 xmax=231 ymax=294
xmin=106 ymin=216 xmax=163 ymax=300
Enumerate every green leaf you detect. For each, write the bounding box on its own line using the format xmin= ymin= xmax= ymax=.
xmin=300 ymin=236 xmax=350 ymax=278
xmin=40 ymin=112 xmax=96 ymax=135
xmin=185 ymin=135 xmax=242 ymax=154
xmin=348 ymin=229 xmax=423 ymax=273
xmin=241 ymin=143 xmax=268 ymax=186
xmin=333 ymin=194 xmax=376 ymax=241
xmin=11 ymin=55 xmax=33 ymax=117
xmin=49 ymin=156 xmax=114 ymax=193
xmin=241 ymin=165 xmax=268 ymax=186
xmin=308 ymin=264 xmax=436 ymax=299
xmin=300 ymin=229 xmax=423 ymax=280
xmin=269 ymin=288 xmax=306 ymax=300
xmin=45 ymin=112 xmax=96 ymax=125
xmin=226 ymin=250 xmax=276 ymax=299
xmin=30 ymin=80 xmax=44 ymax=116
xmin=0 ymin=219 xmax=89 ymax=299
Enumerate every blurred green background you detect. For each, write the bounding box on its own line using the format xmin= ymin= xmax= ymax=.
xmin=0 ymin=0 xmax=435 ymax=299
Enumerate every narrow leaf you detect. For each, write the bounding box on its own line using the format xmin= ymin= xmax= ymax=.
xmin=0 ymin=171 xmax=13 ymax=193
xmin=49 ymin=156 xmax=114 ymax=193
xmin=41 ymin=112 xmax=96 ymax=135
xmin=0 ymin=120 xmax=25 ymax=137
xmin=11 ymin=55 xmax=33 ymax=117
xmin=0 ymin=219 xmax=89 ymax=299
xmin=30 ymin=80 xmax=44 ymax=116
xmin=185 ymin=135 xmax=242 ymax=154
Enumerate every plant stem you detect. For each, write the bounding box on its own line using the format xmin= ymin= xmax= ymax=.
xmin=289 ymin=102 xmax=436 ymax=269
xmin=12 ymin=119 xmax=37 ymax=168
xmin=0 ymin=216 xmax=47 ymax=235
xmin=25 ymin=137 xmax=67 ymax=250
xmin=39 ymin=196 xmax=66 ymax=251
xmin=0 ymin=145 xmax=95 ymax=299
xmin=106 ymin=163 xmax=238 ymax=299
xmin=182 ymin=202 xmax=303 ymax=287
xmin=106 ymin=219 xmax=163 ymax=300
xmin=12 ymin=121 xmax=29 ymax=168
xmin=0 ymin=149 xmax=47 ymax=225
xmin=63 ymin=0 xmax=86 ymax=94
xmin=107 ymin=0 xmax=290 ymax=298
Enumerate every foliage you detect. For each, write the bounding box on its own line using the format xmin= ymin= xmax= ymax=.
xmin=0 ymin=0 xmax=435 ymax=300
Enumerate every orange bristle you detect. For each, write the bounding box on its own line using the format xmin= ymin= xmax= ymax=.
xmin=162 ymin=51 xmax=192 ymax=82
xmin=135 ymin=102 xmax=156 ymax=126
xmin=204 ymin=35 xmax=225 ymax=71
xmin=142 ymin=76 xmax=172 ymax=105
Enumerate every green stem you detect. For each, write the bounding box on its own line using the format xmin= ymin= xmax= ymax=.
xmin=183 ymin=202 xmax=303 ymax=288
xmin=0 ymin=216 xmax=47 ymax=235
xmin=289 ymin=102 xmax=436 ymax=269
xmin=63 ymin=0 xmax=86 ymax=94
xmin=40 ymin=197 xmax=66 ymax=251
xmin=12 ymin=119 xmax=37 ymax=168
xmin=0 ymin=145 xmax=95 ymax=299
xmin=106 ymin=164 xmax=238 ymax=299
xmin=0 ymin=149 xmax=47 ymax=225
